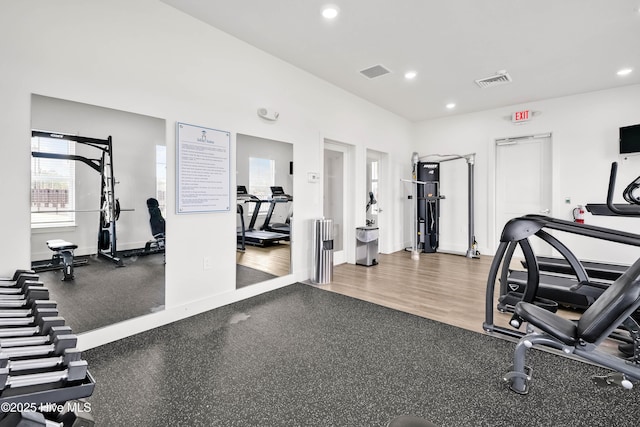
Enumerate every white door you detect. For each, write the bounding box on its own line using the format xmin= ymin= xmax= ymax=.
xmin=366 ymin=149 xmax=388 ymax=252
xmin=495 ymin=134 xmax=552 ymax=256
xmin=324 ymin=140 xmax=353 ymax=265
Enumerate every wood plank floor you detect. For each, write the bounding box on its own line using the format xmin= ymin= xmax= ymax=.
xmin=236 ymin=243 xmax=291 ymax=277
xmin=324 ymin=251 xmax=506 ymax=334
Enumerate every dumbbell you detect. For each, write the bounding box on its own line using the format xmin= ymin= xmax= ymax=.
xmin=0 ymin=316 xmax=66 ymax=339
xmin=0 ymin=288 xmax=51 ymax=305
xmin=0 ymin=334 xmax=77 ymax=362
xmin=0 ymin=270 xmax=36 ymax=283
xmin=0 ymin=301 xmax=57 ymax=320
xmin=0 ymin=299 xmax=56 ymax=310
xmin=0 ymin=274 xmax=39 ymax=289
xmin=0 ymin=308 xmax=58 ymax=328
xmin=0 ymin=327 xmax=75 ymax=372
xmin=0 ymin=280 xmax=46 ymax=296
xmin=0 ymin=283 xmax=49 ymax=302
xmin=0 ymin=326 xmax=72 ymax=350
xmin=2 ymin=347 xmax=82 ymax=374
xmin=0 ymin=359 xmax=87 ymax=391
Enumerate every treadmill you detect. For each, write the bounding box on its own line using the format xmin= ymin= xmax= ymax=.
xmin=522 ymin=256 xmax=628 ymax=281
xmin=514 ymin=254 xmax=628 ymax=309
xmin=261 ymin=186 xmax=292 ymax=234
xmin=501 ymin=162 xmax=640 ymax=311
xmin=505 ymin=269 xmax=611 ymax=310
xmin=237 ymin=186 xmax=289 ymax=247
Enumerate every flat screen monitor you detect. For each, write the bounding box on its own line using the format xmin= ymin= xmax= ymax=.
xmin=620 ymin=124 xmax=640 ymax=154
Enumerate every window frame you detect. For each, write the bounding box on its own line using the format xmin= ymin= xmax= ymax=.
xmin=248 ymin=156 xmax=276 ymax=214
xmin=30 ymin=135 xmax=77 ymax=229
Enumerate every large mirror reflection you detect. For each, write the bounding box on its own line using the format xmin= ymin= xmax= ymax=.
xmin=236 ymin=134 xmax=292 ymax=288
xmin=30 ymin=94 xmax=166 ymax=333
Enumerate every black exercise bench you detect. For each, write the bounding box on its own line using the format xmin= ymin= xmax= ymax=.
xmin=504 ymin=256 xmax=640 ymax=394
xmin=31 ymin=239 xmax=80 ymax=282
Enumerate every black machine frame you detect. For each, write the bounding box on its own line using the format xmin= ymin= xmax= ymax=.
xmin=405 ymin=152 xmax=479 ymax=259
xmin=485 ymin=162 xmax=640 ymax=339
xmin=484 ymin=162 xmax=640 ymax=394
xmin=483 ymin=214 xmax=640 ymax=339
xmin=416 ymin=161 xmax=442 ymax=253
xmin=31 ymin=130 xmax=123 ymax=266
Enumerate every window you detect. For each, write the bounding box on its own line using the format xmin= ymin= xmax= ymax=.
xmin=156 ymin=145 xmax=167 ymax=216
xmin=249 ymin=157 xmax=275 ymax=213
xmin=370 ymin=160 xmax=379 ymax=216
xmin=31 ymin=135 xmax=76 ymax=227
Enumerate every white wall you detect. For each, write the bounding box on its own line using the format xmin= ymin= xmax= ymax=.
xmin=0 ymin=0 xmax=412 ymax=349
xmin=414 ymin=84 xmax=640 ymax=264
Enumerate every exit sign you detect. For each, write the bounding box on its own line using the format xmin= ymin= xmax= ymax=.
xmin=512 ymin=110 xmax=531 ymax=123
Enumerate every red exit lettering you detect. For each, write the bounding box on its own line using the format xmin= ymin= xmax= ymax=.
xmin=512 ymin=110 xmax=530 ymax=123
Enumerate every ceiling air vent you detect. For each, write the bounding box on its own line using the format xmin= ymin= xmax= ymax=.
xmin=360 ymin=64 xmax=391 ymax=79
xmin=475 ymin=70 xmax=512 ymax=88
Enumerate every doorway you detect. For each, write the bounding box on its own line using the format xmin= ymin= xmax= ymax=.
xmin=366 ymin=149 xmax=388 ymax=252
xmin=495 ymin=134 xmax=552 ymax=255
xmin=323 ymin=140 xmax=354 ymax=265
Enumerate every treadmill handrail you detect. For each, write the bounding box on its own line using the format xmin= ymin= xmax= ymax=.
xmin=516 ymin=214 xmax=640 ymax=247
xmin=603 ymin=162 xmax=640 ymax=216
xmin=607 ymin=162 xmax=626 ymax=215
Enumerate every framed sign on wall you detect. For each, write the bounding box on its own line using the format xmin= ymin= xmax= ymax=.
xmin=176 ymin=122 xmax=231 ymax=213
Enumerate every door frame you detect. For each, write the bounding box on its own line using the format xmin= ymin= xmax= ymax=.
xmin=366 ymin=149 xmax=389 ymax=254
xmin=492 ymin=132 xmax=553 ymax=253
xmin=323 ymin=139 xmax=355 ymax=265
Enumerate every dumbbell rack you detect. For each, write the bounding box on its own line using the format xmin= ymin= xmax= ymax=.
xmin=0 ymin=269 xmax=95 ymax=424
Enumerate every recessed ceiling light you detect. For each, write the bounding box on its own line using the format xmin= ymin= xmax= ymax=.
xmin=322 ymin=6 xmax=339 ymax=19
xmin=617 ymin=68 xmax=633 ymax=76
xmin=446 ymin=103 xmax=456 ymax=110
xmin=404 ymin=71 xmax=417 ymax=80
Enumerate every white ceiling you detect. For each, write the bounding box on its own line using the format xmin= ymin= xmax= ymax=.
xmin=161 ymin=0 xmax=640 ymax=122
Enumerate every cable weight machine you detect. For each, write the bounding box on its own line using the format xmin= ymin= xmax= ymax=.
xmin=403 ymin=152 xmax=479 ymax=259
xmin=32 ymin=130 xmax=127 ymax=266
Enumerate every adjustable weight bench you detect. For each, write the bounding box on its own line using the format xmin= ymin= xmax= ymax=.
xmin=45 ymin=239 xmax=78 ymax=281
xmin=143 ymin=197 xmax=165 ymax=254
xmin=504 ymin=256 xmax=640 ymax=394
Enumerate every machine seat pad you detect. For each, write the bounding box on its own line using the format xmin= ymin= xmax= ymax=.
xmin=514 ymin=301 xmax=578 ymax=345
xmin=46 ymin=239 xmax=77 ymax=251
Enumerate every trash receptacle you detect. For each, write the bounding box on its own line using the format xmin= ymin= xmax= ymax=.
xmin=356 ymin=226 xmax=379 ymax=266
xmin=312 ymin=218 xmax=334 ymax=284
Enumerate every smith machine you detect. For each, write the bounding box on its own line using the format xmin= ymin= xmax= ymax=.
xmin=31 ymin=130 xmax=128 ymax=267
xmin=403 ymin=152 xmax=479 ymax=260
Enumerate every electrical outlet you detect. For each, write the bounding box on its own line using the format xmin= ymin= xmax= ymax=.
xmin=203 ymin=257 xmax=213 ymax=270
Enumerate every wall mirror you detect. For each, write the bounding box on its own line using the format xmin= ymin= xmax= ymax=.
xmin=236 ymin=133 xmax=292 ymax=288
xmin=30 ymin=94 xmax=166 ymax=334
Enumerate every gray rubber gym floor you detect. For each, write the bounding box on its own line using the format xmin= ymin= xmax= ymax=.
xmin=236 ymin=264 xmax=277 ymax=289
xmin=84 ymin=283 xmax=638 ymax=426
xmin=37 ymin=253 xmax=165 ymax=333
